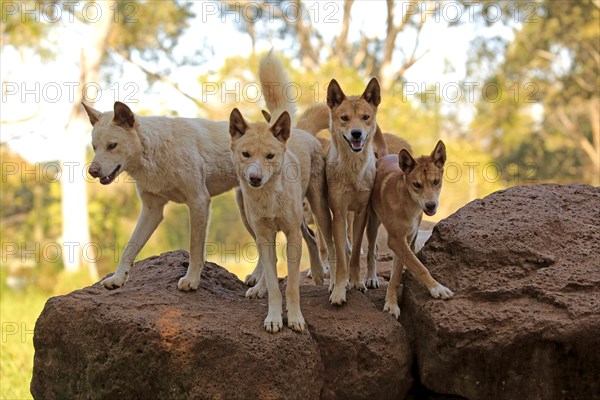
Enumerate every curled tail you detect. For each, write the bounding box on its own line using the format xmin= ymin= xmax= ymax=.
xmin=259 ymin=50 xmax=296 ymax=121
xmin=296 ymin=103 xmax=330 ymax=136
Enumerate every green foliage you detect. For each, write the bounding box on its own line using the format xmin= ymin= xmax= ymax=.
xmin=469 ymin=0 xmax=600 ymax=184
xmin=108 ymin=0 xmax=199 ymax=72
xmin=0 ymin=0 xmax=53 ymax=57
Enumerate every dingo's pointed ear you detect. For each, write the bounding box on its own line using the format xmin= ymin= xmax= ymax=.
xmin=113 ymin=102 xmax=135 ymax=129
xmin=399 ymin=148 xmax=416 ymax=174
xmin=327 ymin=79 xmax=346 ymax=109
xmin=361 ymin=78 xmax=381 ymax=107
xmin=270 ymin=111 xmax=291 ymax=143
xmin=431 ymin=140 xmax=446 ymax=168
xmin=229 ymin=108 xmax=248 ymax=141
xmin=261 ymin=110 xmax=271 ymax=123
xmin=82 ymin=102 xmax=102 ymax=126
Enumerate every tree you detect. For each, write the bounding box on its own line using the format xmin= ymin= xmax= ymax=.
xmin=469 ymin=0 xmax=600 ymax=184
xmin=1 ymin=1 xmax=196 ymax=274
xmin=219 ymin=0 xmax=462 ymax=91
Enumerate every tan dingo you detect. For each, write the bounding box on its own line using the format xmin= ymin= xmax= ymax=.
xmin=368 ymin=141 xmax=454 ymax=318
xmin=323 ymin=78 xmax=383 ymax=305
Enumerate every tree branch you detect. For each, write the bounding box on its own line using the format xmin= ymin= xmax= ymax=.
xmin=111 ymin=48 xmax=206 ymax=111
xmin=555 ymin=106 xmax=598 ymax=169
xmin=285 ymin=0 xmax=319 ymax=68
xmin=333 ymin=0 xmax=354 ymax=64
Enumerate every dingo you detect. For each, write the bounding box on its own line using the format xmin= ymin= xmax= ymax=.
xmin=324 ymin=77 xmax=382 ymax=305
xmin=367 ymin=141 xmax=454 ymax=318
xmin=82 ymin=101 xmax=237 ymax=292
xmin=229 ymin=53 xmax=334 ymax=332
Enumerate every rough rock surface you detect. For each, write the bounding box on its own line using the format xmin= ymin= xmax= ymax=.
xmin=402 ymin=184 xmax=600 ymax=400
xmin=31 ymin=250 xmax=412 ymax=400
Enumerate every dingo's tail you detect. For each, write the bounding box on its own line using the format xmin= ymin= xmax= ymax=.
xmin=296 ymin=103 xmax=330 ymax=136
xmin=259 ymin=50 xmax=296 ymax=122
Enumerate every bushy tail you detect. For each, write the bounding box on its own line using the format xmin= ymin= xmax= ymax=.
xmin=296 ymin=103 xmax=330 ymax=136
xmin=258 ymin=50 xmax=296 ymax=121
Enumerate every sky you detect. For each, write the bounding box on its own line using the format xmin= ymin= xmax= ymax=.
xmin=0 ymin=1 xmax=514 ymax=163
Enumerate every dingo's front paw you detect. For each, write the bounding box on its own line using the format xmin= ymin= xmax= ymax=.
xmin=329 ymin=285 xmax=346 ymax=306
xmin=349 ymin=280 xmax=367 ymax=293
xmin=244 ymin=272 xmax=260 ymax=287
xmin=264 ymin=314 xmax=283 ymax=333
xmin=102 ymin=273 xmax=127 ymax=290
xmin=287 ymin=310 xmax=306 ymax=333
xmin=383 ymin=301 xmax=400 ymax=319
xmin=178 ymin=273 xmax=200 ymax=292
xmin=429 ymin=284 xmax=454 ymax=299
xmin=310 ymin=268 xmax=324 ymax=286
xmin=245 ymin=284 xmax=267 ymax=299
xmin=365 ymin=275 xmax=379 ymax=289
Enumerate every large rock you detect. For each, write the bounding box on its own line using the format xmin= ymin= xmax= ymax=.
xmin=31 ymin=250 xmax=412 ymax=400
xmin=401 ymin=184 xmax=600 ymax=400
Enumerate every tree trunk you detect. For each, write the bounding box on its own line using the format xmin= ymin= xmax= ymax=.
xmin=61 ymin=2 xmax=112 ymax=278
xmin=587 ymin=98 xmax=600 ymax=185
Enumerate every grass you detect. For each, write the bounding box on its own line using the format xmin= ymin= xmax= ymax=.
xmin=0 ymin=268 xmax=95 ymax=400
xmin=1 ymin=288 xmax=46 ymax=399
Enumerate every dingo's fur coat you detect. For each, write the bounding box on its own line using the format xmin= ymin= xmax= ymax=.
xmin=298 ymin=104 xmax=411 ymax=267
xmin=229 ymin=53 xmax=334 ymax=332
xmin=367 ymin=142 xmax=454 ymax=318
xmin=323 ymin=78 xmax=383 ymax=305
xmin=82 ymin=102 xmax=237 ymax=292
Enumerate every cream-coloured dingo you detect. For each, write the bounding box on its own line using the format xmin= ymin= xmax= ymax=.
xmin=83 ymin=101 xmax=237 ymax=292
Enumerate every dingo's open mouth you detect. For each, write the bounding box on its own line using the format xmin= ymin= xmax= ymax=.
xmin=424 ymin=208 xmax=436 ymax=217
xmin=343 ymin=135 xmax=367 ymax=152
xmin=100 ymin=165 xmax=121 ymax=185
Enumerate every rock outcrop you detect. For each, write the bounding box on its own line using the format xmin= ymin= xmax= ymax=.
xmin=31 ymin=251 xmax=412 ymax=400
xmin=31 ymin=184 xmax=599 ymax=399
xmin=402 ymin=184 xmax=600 ymax=400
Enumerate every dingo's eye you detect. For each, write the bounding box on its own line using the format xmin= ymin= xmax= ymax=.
xmin=92 ymin=145 xmax=97 ymax=151
xmin=108 ymin=143 xmax=117 ymax=150
xmin=413 ymin=182 xmax=422 ymax=189
xmin=341 ymin=115 xmax=349 ymax=122
xmin=362 ymin=115 xmax=370 ymax=121
xmin=433 ymin=179 xmax=440 ymax=185
xmin=266 ymin=153 xmax=275 ymax=160
xmin=242 ymin=151 xmax=251 ymax=158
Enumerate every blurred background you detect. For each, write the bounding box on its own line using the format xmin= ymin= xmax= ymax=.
xmin=1 ymin=1 xmax=598 ymax=397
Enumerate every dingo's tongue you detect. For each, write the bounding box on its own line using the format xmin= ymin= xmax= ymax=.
xmin=351 ymin=139 xmax=364 ymax=150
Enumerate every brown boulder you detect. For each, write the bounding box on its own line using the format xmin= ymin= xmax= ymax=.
xmin=31 ymin=250 xmax=412 ymax=399
xmin=401 ymin=184 xmax=600 ymax=400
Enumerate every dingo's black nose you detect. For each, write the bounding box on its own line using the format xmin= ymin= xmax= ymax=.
xmin=88 ymin=165 xmax=101 ymax=178
xmin=249 ymin=176 xmax=262 ymax=186
xmin=425 ymin=201 xmax=436 ymax=211
xmin=351 ymin=130 xmax=362 ymax=139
